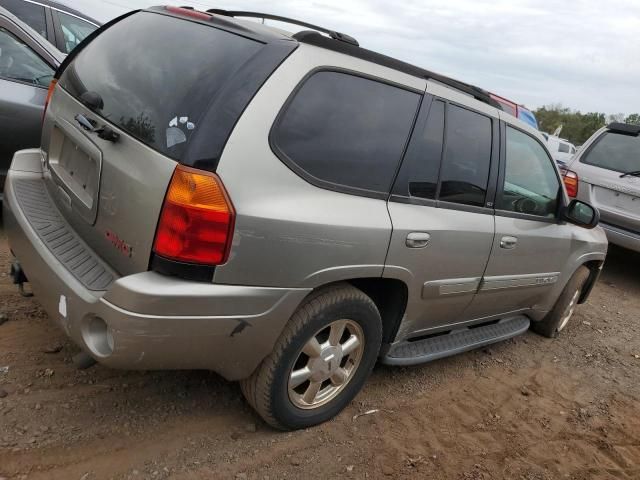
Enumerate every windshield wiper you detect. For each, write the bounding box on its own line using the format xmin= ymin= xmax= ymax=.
xmin=620 ymin=170 xmax=640 ymax=178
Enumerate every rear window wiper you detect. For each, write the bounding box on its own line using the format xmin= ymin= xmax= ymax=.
xmin=620 ymin=170 xmax=640 ymax=178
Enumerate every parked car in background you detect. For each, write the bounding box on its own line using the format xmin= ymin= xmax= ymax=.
xmin=561 ymin=123 xmax=640 ymax=252
xmin=490 ymin=93 xmax=539 ymax=129
xmin=0 ymin=5 xmax=63 ymax=197
xmin=542 ymin=133 xmax=577 ymax=166
xmin=0 ymin=0 xmax=99 ymax=53
xmin=4 ymin=6 xmax=607 ymax=430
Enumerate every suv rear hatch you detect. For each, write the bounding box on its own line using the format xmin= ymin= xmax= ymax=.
xmin=573 ymin=126 xmax=640 ymax=233
xmin=40 ymin=8 xmax=295 ymax=277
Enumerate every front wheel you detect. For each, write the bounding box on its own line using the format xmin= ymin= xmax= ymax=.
xmin=240 ymin=283 xmax=382 ymax=430
xmin=531 ymin=266 xmax=590 ymax=338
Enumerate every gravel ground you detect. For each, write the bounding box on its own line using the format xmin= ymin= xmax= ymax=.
xmin=0 ymin=229 xmax=639 ymax=480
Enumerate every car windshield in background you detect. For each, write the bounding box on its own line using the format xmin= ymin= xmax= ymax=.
xmin=582 ymin=131 xmax=640 ymax=174
xmin=58 ymin=11 xmax=262 ymax=160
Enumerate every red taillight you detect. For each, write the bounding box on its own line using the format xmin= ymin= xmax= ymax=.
xmin=165 ymin=6 xmax=212 ymax=20
xmin=562 ymin=169 xmax=579 ymax=198
xmin=153 ymin=165 xmax=235 ymax=265
xmin=42 ymin=79 xmax=57 ymax=123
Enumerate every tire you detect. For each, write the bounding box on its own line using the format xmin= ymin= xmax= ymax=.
xmin=240 ymin=283 xmax=382 ymax=430
xmin=531 ymin=266 xmax=590 ymax=338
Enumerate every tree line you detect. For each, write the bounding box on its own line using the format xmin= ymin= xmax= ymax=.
xmin=533 ymin=105 xmax=640 ymax=146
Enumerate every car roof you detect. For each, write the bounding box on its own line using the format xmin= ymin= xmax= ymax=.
xmin=151 ymin=6 xmax=506 ymax=113
xmin=500 ymin=108 xmax=548 ymax=144
xmin=0 ymin=5 xmax=65 ymax=64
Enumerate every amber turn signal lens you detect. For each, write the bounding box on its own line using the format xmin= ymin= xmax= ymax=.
xmin=153 ymin=165 xmax=235 ymax=265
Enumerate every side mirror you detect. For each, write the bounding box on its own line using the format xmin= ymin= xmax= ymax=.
xmin=563 ymin=199 xmax=599 ymax=229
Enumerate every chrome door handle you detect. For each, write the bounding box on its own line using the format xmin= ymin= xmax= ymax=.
xmin=406 ymin=232 xmax=431 ymax=248
xmin=500 ymin=236 xmax=518 ymax=249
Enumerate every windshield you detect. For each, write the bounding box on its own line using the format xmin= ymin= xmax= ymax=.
xmin=582 ymin=131 xmax=640 ymax=173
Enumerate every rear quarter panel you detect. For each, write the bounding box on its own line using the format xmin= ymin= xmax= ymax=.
xmin=213 ymin=44 xmax=427 ymax=288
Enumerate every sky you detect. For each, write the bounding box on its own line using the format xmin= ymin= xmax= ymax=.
xmin=59 ymin=0 xmax=639 ymax=115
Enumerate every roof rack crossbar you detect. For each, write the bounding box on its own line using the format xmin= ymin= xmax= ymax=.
xmin=206 ymin=9 xmax=359 ymax=46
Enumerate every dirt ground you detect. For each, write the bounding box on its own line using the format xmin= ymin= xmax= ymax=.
xmin=0 ymin=229 xmax=639 ymax=480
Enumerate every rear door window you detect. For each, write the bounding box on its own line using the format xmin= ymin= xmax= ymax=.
xmin=581 ymin=132 xmax=640 ymax=174
xmin=1 ymin=0 xmax=47 ymax=37
xmin=392 ymin=99 xmax=445 ymax=200
xmin=272 ymin=71 xmax=421 ymax=195
xmin=56 ymin=11 xmax=96 ymax=53
xmin=558 ymin=142 xmax=570 ymax=153
xmin=58 ymin=12 xmax=263 ymax=161
xmin=438 ymin=104 xmax=493 ymax=207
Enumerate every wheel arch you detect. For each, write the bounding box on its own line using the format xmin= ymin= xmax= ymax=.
xmin=300 ymin=277 xmax=409 ymax=354
xmin=578 ymin=259 xmax=604 ymax=304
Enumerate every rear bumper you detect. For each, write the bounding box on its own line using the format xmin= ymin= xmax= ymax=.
xmin=600 ymin=221 xmax=640 ymax=253
xmin=4 ymin=150 xmax=310 ymax=380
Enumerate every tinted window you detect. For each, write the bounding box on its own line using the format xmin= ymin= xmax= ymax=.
xmin=582 ymin=132 xmax=639 ymax=173
xmin=59 ymin=12 xmax=262 ymax=161
xmin=439 ymin=105 xmax=492 ymax=206
xmin=1 ymin=0 xmax=46 ymax=37
xmin=497 ymin=127 xmax=559 ymax=218
xmin=392 ymin=100 xmax=444 ymax=199
xmin=558 ymin=142 xmax=570 ymax=153
xmin=57 ymin=11 xmax=96 ymax=53
xmin=273 ymin=71 xmax=421 ymax=194
xmin=0 ymin=27 xmax=53 ymax=86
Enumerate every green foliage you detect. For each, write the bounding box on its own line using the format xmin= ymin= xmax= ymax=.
xmin=534 ymin=105 xmax=606 ymax=145
xmin=625 ymin=113 xmax=640 ymax=125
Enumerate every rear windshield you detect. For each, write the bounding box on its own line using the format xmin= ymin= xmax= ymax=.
xmin=58 ymin=11 xmax=262 ymax=161
xmin=582 ymin=131 xmax=640 ymax=173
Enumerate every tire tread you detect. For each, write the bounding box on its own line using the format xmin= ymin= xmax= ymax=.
xmin=531 ymin=266 xmax=590 ymax=338
xmin=240 ymin=283 xmax=378 ymax=429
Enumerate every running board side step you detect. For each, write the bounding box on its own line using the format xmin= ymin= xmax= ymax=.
xmin=381 ymin=315 xmax=530 ymax=366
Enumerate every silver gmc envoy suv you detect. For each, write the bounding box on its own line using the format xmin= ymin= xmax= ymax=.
xmin=4 ymin=7 xmax=608 ymax=429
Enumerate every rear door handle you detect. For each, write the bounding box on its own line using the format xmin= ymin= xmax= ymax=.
xmin=406 ymin=232 xmax=431 ymax=248
xmin=75 ymin=113 xmax=97 ymax=132
xmin=500 ymin=236 xmax=518 ymax=249
xmin=75 ymin=113 xmax=120 ymax=142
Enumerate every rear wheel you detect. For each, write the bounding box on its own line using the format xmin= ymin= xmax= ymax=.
xmin=240 ymin=283 xmax=382 ymax=430
xmin=531 ymin=266 xmax=590 ymax=338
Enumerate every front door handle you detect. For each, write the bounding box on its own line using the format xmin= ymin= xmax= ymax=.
xmin=500 ymin=236 xmax=518 ymax=249
xmin=406 ymin=232 xmax=431 ymax=248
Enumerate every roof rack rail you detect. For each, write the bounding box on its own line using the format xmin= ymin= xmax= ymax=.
xmin=293 ymin=31 xmax=501 ymax=111
xmin=206 ymin=9 xmax=359 ymax=46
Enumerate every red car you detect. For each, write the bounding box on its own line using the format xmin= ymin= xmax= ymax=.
xmin=490 ymin=93 xmax=539 ymax=129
